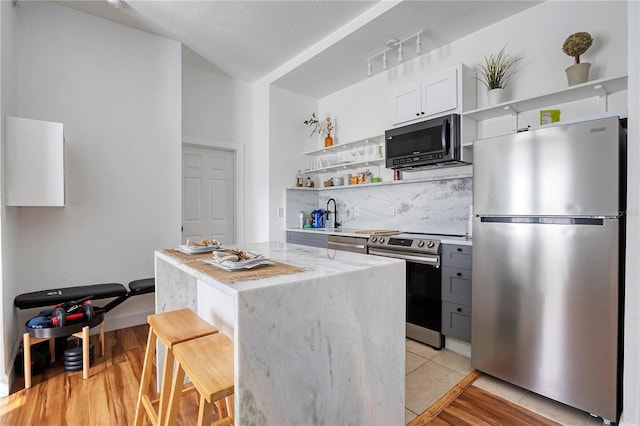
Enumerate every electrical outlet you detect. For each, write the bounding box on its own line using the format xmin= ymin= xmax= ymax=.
xmin=389 ymin=206 xmax=395 ymax=216
xmin=354 ymin=206 xmax=360 ymax=216
xmin=278 ymin=207 xmax=284 ymax=217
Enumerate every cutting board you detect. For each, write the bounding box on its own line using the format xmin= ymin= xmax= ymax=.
xmin=355 ymin=230 xmax=398 ymax=235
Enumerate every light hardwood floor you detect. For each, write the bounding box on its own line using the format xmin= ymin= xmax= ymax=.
xmin=1 ymin=324 xmax=598 ymax=425
xmin=0 ymin=324 xmax=203 ymax=425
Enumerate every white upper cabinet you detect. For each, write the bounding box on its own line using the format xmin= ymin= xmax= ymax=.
xmin=391 ymin=82 xmax=423 ymax=125
xmin=420 ymin=67 xmax=458 ymax=117
xmin=5 ymin=116 xmax=65 ymax=207
xmin=391 ymin=65 xmax=475 ymax=126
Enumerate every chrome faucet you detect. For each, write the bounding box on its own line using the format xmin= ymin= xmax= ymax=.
xmin=326 ymin=198 xmax=339 ymax=228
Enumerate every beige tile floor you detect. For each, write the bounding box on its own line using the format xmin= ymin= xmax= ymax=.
xmin=404 ymin=339 xmax=606 ymax=425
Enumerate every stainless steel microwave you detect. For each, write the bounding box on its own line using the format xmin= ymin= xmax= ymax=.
xmin=385 ymin=114 xmax=463 ymax=170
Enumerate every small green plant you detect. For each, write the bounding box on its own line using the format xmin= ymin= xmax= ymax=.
xmin=562 ymin=32 xmax=593 ymax=64
xmin=477 ymin=46 xmax=522 ymax=90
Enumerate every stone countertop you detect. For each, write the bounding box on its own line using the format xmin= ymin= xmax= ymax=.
xmin=286 ymin=228 xmax=473 ymax=245
xmin=157 ymin=240 xmax=405 ymax=296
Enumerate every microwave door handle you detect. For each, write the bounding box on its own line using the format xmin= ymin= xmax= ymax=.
xmin=441 ymin=118 xmax=450 ymax=155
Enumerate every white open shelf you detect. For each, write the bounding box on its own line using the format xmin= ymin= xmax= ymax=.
xmin=462 ymin=75 xmax=627 ymax=121
xmin=304 ymin=135 xmax=384 ymax=156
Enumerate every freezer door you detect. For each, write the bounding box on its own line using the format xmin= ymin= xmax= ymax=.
xmin=471 ymin=217 xmax=620 ymax=421
xmin=473 ymin=117 xmax=622 ymax=217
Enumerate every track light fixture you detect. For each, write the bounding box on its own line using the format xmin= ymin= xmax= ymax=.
xmin=366 ymin=31 xmax=423 ymax=77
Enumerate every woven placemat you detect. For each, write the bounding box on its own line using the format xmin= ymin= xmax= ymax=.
xmin=163 ymin=249 xmax=305 ymax=284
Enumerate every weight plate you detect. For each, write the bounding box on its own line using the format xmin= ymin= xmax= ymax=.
xmin=63 ymin=342 xmax=95 ymax=357
xmin=63 ymin=356 xmax=95 ymax=369
xmin=63 ymin=352 xmax=94 ymax=363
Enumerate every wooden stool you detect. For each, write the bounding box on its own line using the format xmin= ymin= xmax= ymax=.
xmin=134 ymin=308 xmax=219 ymax=426
xmin=165 ymin=333 xmax=235 ymax=426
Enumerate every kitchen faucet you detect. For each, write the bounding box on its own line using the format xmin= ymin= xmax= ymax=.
xmin=326 ymin=198 xmax=339 ymax=229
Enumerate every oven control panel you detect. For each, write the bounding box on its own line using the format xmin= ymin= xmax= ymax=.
xmin=368 ymin=234 xmax=441 ymax=254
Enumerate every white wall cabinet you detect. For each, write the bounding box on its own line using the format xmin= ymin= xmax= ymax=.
xmin=5 ymin=116 xmax=65 ymax=206
xmin=391 ymin=65 xmax=475 ymax=126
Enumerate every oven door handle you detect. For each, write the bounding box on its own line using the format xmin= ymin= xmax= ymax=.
xmin=368 ymin=249 xmax=440 ymax=267
xmin=328 ymin=241 xmax=367 ymax=250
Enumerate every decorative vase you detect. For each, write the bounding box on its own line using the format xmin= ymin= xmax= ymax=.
xmin=324 ymin=134 xmax=333 ymax=147
xmin=487 ymin=88 xmax=505 ymax=106
xmin=565 ymin=62 xmax=591 ymax=86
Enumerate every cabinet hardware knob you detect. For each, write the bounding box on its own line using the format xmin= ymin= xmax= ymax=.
xmin=457 ymin=307 xmax=462 ymax=312
xmin=421 ymin=112 xmax=425 ymax=115
xmin=457 ymin=272 xmax=462 ymax=277
xmin=457 ymin=248 xmax=462 ymax=252
xmin=415 ymin=113 xmax=420 ymax=116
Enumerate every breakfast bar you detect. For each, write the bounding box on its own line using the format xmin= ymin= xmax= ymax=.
xmin=155 ymin=241 xmax=406 ymax=425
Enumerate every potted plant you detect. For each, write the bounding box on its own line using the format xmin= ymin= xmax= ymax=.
xmin=477 ymin=46 xmax=522 ymax=105
xmin=304 ymin=113 xmax=335 ymax=147
xmin=562 ymin=32 xmax=593 ymax=86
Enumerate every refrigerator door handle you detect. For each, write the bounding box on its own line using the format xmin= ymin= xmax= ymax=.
xmin=479 ymin=217 xmax=606 ymax=225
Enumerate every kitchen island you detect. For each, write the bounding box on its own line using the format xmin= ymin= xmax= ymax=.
xmin=155 ymin=241 xmax=406 ymax=425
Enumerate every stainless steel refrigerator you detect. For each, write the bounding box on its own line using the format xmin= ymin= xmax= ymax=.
xmin=471 ymin=116 xmax=625 ymax=423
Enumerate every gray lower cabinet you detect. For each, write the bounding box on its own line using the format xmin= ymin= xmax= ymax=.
xmin=286 ymin=231 xmax=328 ymax=248
xmin=441 ymin=244 xmax=472 ymax=342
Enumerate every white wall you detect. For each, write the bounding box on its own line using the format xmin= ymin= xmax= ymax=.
xmin=622 ymin=2 xmax=639 ymax=424
xmin=182 ymin=64 xmax=252 ymax=145
xmin=248 ymin=81 xmax=269 ymax=242
xmin=269 ymin=86 xmax=317 ymax=241
xmin=0 ymin=0 xmax=19 ymax=397
xmin=10 ymin=1 xmax=181 ymax=348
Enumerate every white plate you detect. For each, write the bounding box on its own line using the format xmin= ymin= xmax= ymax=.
xmin=204 ymin=258 xmax=275 ymax=271
xmin=176 ymin=244 xmax=222 ymax=254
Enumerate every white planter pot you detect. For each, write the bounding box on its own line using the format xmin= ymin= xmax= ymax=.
xmin=487 ymin=88 xmax=505 ymax=106
xmin=565 ymin=62 xmax=591 ymax=86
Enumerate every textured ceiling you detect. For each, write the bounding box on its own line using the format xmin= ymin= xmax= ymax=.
xmin=53 ymin=0 xmax=541 ymax=98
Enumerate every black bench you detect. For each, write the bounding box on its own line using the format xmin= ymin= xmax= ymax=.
xmin=14 ymin=279 xmax=155 ymax=311
xmin=14 ymin=279 xmax=155 ymax=388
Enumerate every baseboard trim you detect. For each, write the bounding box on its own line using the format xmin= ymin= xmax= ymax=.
xmin=102 ymin=311 xmax=152 ymax=333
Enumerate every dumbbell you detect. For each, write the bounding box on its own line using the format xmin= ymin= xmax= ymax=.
xmin=51 ymin=304 xmax=95 ymax=327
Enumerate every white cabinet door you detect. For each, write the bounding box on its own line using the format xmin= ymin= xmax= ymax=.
xmin=391 ymin=82 xmax=421 ymax=125
xmin=391 ymin=67 xmax=459 ymax=126
xmin=421 ymin=67 xmax=458 ymax=117
xmin=5 ymin=116 xmax=65 ymax=206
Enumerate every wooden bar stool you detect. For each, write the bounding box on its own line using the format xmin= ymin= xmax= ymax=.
xmin=134 ymin=308 xmax=219 ymax=426
xmin=165 ymin=333 xmax=235 ymax=426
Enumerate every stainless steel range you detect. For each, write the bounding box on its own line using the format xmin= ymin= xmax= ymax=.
xmin=368 ymin=233 xmax=443 ymax=349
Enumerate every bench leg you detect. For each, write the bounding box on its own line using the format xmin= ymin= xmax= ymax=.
xmin=82 ymin=326 xmax=90 ymax=380
xmin=23 ymin=333 xmax=31 ymax=389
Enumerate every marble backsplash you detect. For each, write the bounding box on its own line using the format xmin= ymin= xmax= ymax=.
xmin=286 ymin=175 xmax=473 ymax=235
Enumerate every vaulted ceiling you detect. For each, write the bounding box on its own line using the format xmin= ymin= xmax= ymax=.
xmin=54 ymin=0 xmax=541 ymax=98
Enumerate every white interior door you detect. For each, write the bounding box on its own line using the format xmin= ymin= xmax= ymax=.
xmin=182 ymin=145 xmax=235 ymax=244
